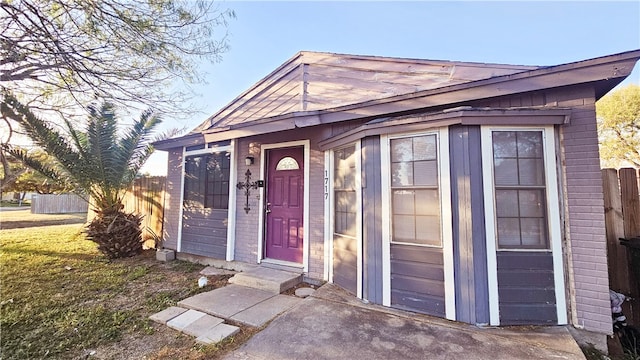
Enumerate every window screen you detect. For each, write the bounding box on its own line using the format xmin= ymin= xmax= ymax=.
xmin=334 ymin=146 xmax=357 ymax=237
xmin=492 ymin=131 xmax=549 ymax=249
xmin=390 ymin=134 xmax=441 ymax=246
xmin=183 ymin=152 xmax=230 ymax=209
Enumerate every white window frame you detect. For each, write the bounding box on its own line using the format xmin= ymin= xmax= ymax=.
xmin=177 ymin=140 xmax=236 ymax=261
xmin=381 ymin=128 xmax=455 ymax=320
xmin=481 ymin=125 xmax=567 ymax=326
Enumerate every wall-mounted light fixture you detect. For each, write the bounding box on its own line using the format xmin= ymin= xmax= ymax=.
xmin=245 ymin=156 xmax=254 ymax=166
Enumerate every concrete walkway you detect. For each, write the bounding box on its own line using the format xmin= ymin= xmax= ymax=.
xmin=149 ymin=266 xmax=304 ymax=345
xmin=223 ymin=284 xmax=586 ymax=360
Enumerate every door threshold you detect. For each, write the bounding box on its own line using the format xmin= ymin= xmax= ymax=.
xmin=260 ymin=258 xmax=304 ymax=273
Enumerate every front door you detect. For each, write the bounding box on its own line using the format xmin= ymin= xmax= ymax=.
xmin=265 ymin=147 xmax=304 ymax=263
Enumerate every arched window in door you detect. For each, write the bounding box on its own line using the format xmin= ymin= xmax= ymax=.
xmin=275 ymin=156 xmax=300 ymax=170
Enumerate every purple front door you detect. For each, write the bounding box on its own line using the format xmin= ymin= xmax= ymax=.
xmin=265 ymin=147 xmax=304 ymax=263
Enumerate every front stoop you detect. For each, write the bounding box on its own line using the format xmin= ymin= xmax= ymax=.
xmin=149 ymin=266 xmax=303 ymax=345
xmin=228 ymin=267 xmax=302 ymax=293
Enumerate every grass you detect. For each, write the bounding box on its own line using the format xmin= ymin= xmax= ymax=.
xmin=0 ymin=223 xmax=255 ymax=359
xmin=0 ymin=200 xmax=30 ymax=207
xmin=0 ymin=209 xmax=86 ymax=229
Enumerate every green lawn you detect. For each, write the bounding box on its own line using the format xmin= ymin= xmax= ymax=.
xmin=0 ymin=224 xmax=252 ymax=359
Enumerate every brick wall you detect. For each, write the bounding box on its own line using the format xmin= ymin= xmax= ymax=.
xmin=232 ymin=132 xmax=327 ymax=281
xmin=163 ymin=148 xmax=182 ymax=250
xmin=557 ymin=89 xmax=612 ymax=334
xmin=307 ymin=146 xmax=326 ymax=280
xmin=233 ymin=138 xmax=261 ymax=263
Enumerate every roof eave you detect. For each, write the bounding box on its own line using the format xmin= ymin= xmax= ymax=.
xmin=152 ymin=133 xmax=204 ymax=151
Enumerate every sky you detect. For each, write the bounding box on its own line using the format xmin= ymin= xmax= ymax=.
xmin=141 ymin=0 xmax=640 ymax=175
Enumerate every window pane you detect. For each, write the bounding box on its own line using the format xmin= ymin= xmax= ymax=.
xmin=413 ymin=135 xmax=437 ymax=161
xmin=393 ymin=190 xmax=415 ymax=215
xmin=517 ymin=131 xmax=543 ymax=158
xmin=391 ymin=138 xmax=413 ymax=162
xmin=497 ymin=218 xmax=521 ymax=247
xmin=276 ymin=157 xmax=299 ymax=170
xmin=184 ymin=155 xmax=205 ymax=208
xmin=493 ymin=131 xmax=517 ymax=158
xmin=495 ymin=190 xmax=519 ymax=218
xmin=413 ymin=160 xmax=438 ymax=186
xmin=393 ymin=215 xmax=415 ymax=242
xmin=520 ymin=218 xmax=547 ymax=247
xmin=494 ymin=158 xmax=519 ymax=186
xmin=391 ymin=162 xmax=413 ymax=186
xmin=415 ymin=215 xmax=441 ymax=246
xmin=415 ymin=189 xmax=439 ymax=216
xmin=518 ymin=158 xmax=545 ymax=186
xmin=518 ymin=190 xmax=545 ymax=218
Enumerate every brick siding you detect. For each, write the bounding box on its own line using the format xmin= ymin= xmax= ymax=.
xmin=162 ymin=148 xmax=182 ymax=250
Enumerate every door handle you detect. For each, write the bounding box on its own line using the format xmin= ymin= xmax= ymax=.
xmin=265 ymin=202 xmax=271 ymax=214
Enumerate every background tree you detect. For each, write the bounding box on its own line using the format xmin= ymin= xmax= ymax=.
xmin=1 ymin=0 xmax=235 ymax=118
xmin=2 ymin=94 xmax=162 ymax=258
xmin=0 ymin=0 xmax=232 ymax=193
xmin=596 ymin=84 xmax=640 ymax=169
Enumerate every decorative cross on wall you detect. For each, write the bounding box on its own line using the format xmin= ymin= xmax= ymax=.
xmin=236 ymin=169 xmax=258 ymax=214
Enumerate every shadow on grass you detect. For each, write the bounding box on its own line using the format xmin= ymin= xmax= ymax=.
xmin=0 ymin=218 xmax=87 ymax=230
xmin=1 ymin=246 xmax=99 ymax=261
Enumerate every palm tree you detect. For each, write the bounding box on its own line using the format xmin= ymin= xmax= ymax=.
xmin=1 ymin=93 xmax=162 ymax=258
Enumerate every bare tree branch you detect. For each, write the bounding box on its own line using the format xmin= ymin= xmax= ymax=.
xmin=0 ymin=0 xmax=235 ymax=119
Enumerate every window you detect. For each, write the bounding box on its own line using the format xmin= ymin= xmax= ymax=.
xmin=492 ymin=131 xmax=548 ymax=249
xmin=334 ymin=146 xmax=357 ymax=237
xmin=183 ymin=152 xmax=230 ymax=209
xmin=390 ymin=134 xmax=441 ymax=246
xmin=275 ymin=156 xmax=300 ymax=170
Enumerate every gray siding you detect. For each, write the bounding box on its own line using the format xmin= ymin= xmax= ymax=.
xmin=181 ymin=208 xmax=228 ymax=259
xmin=497 ymin=252 xmax=557 ymax=325
xmin=333 ymin=234 xmax=357 ymax=294
xmin=362 ymin=136 xmax=383 ymax=304
xmin=449 ymin=126 xmax=489 ymax=324
xmin=391 ymin=244 xmax=445 ymax=317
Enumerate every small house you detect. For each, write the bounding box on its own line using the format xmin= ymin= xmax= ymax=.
xmin=154 ymin=50 xmax=640 ymax=336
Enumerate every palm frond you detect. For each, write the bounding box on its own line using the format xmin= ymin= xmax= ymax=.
xmin=2 ymin=94 xmax=83 ymax=176
xmin=116 ymin=108 xmax=162 ymax=184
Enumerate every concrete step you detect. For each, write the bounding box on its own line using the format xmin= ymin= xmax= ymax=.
xmin=228 ymin=267 xmax=302 ymax=294
xmin=149 ymin=307 xmax=240 ymax=345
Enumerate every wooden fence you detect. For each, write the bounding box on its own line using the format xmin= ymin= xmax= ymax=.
xmin=125 ymin=176 xmax=166 ymax=248
xmin=31 ymin=194 xmax=89 ymax=214
xmin=603 ymin=167 xmax=640 ymax=325
xmin=87 ymin=176 xmax=166 ymax=249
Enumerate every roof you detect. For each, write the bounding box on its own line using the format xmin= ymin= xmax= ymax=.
xmin=153 ymin=49 xmax=640 ymax=150
xmin=194 ymin=51 xmax=539 ymax=133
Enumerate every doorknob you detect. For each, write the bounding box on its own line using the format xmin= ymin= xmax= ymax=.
xmin=265 ymin=202 xmax=271 ymax=214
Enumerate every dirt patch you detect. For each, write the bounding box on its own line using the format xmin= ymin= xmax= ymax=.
xmin=76 ymin=251 xmax=259 ymax=360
